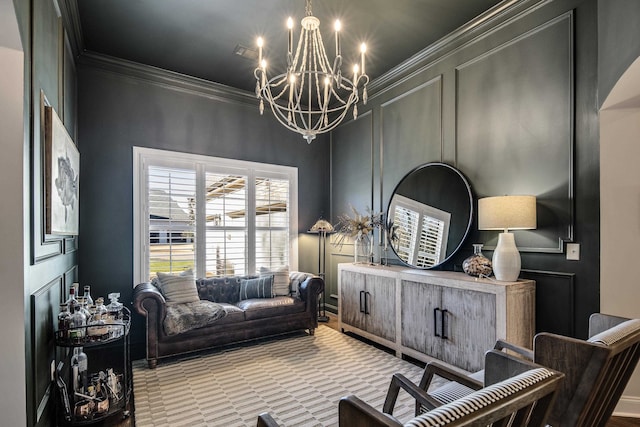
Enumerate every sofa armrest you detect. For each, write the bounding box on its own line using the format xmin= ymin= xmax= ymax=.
xmin=298 ymin=276 xmax=324 ymax=302
xmin=133 ymin=282 xmax=166 ymax=368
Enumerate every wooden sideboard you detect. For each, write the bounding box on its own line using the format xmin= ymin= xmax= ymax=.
xmin=337 ymin=263 xmax=535 ymax=372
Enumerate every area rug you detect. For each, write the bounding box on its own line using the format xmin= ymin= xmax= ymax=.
xmin=132 ymin=325 xmax=431 ymax=426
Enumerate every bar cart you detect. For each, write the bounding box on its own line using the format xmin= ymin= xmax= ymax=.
xmin=54 ymin=306 xmax=132 ymax=425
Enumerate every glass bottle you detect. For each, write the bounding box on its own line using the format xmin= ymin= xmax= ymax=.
xmin=83 ymin=285 xmax=94 ymax=307
xmin=70 ymin=347 xmax=88 ymax=395
xmin=65 ymin=286 xmax=79 ymax=313
xmin=58 ymin=303 xmax=71 ymax=336
xmin=106 ymin=293 xmax=124 ymax=338
xmin=68 ymin=304 xmax=87 ymax=343
xmin=462 ymin=243 xmax=493 ymax=277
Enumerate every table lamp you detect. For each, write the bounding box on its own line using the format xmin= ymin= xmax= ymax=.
xmin=478 ymin=195 xmax=536 ymax=281
xmin=308 ymin=217 xmax=334 ymax=322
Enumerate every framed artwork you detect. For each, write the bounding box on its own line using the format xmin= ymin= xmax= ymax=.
xmin=45 ymin=105 xmax=79 ymax=235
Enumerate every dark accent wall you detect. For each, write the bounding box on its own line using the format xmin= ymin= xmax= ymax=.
xmin=329 ymin=0 xmax=600 ymax=339
xmin=76 ymin=59 xmax=330 ymax=359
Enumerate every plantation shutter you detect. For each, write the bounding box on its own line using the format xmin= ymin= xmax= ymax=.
xmin=415 ymin=216 xmax=446 ymax=268
xmin=147 ymin=165 xmax=196 ymax=278
xmin=392 ymin=205 xmax=419 ymax=264
xmin=255 ymin=177 xmax=289 ymax=270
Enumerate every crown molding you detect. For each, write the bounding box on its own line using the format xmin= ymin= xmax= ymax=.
xmin=368 ymin=0 xmax=543 ymax=97
xmin=78 ymin=51 xmax=258 ymax=107
xmin=57 ymin=0 xmax=84 ymax=58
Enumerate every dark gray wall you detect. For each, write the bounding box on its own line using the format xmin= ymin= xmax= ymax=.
xmin=77 ymin=61 xmax=330 ymax=358
xmin=329 ymin=0 xmax=601 ymax=339
xmin=598 ymin=0 xmax=640 ymax=107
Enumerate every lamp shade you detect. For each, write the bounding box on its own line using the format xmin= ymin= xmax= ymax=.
xmin=478 ymin=196 xmax=537 ymax=231
xmin=309 ymin=218 xmax=335 ymax=233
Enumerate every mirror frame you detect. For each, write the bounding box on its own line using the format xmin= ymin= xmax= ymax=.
xmin=386 ymin=162 xmax=474 ymax=269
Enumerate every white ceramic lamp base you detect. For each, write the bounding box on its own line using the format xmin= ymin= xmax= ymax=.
xmin=492 ymin=232 xmax=521 ymax=282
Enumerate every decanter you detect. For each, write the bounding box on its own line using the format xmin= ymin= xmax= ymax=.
xmin=462 ymin=244 xmax=493 ymax=277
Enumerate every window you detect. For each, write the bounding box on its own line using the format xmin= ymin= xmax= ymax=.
xmin=389 ymin=194 xmax=450 ymax=268
xmin=134 ymin=147 xmax=298 ymax=283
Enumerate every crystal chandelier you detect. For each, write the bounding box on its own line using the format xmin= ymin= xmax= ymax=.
xmin=254 ymin=0 xmax=369 ymax=144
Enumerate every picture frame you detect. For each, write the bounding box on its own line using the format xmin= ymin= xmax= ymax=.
xmin=44 ymin=105 xmax=79 ymax=235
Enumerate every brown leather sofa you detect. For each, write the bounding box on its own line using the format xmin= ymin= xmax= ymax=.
xmin=133 ymin=273 xmax=324 ymax=368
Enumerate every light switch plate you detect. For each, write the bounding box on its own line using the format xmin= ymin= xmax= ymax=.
xmin=566 ymin=243 xmax=580 ymax=260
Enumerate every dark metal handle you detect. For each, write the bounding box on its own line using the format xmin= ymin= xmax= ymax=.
xmin=365 ymin=292 xmax=371 ymax=315
xmin=441 ymin=309 xmax=448 ymax=339
xmin=434 ymin=308 xmax=441 ymax=337
xmin=359 ymin=291 xmax=365 ymax=313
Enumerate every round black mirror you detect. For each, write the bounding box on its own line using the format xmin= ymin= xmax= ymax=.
xmin=386 ymin=162 xmax=473 ymax=269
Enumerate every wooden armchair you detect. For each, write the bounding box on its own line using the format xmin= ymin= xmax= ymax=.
xmin=418 ymin=313 xmax=640 ymax=427
xmin=257 ymin=350 xmax=564 ymax=427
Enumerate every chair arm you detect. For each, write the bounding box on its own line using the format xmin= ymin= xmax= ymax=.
xmin=417 ymin=360 xmax=483 ymax=391
xmin=133 ymin=282 xmax=167 ymax=318
xmin=494 ymin=339 xmax=534 ymax=360
xmin=339 ymin=395 xmax=402 ymax=427
xmin=382 ymin=373 xmax=444 ymax=415
xmin=256 ymin=413 xmax=281 ymax=427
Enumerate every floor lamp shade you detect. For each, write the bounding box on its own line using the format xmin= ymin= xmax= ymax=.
xmin=478 ymin=196 xmax=536 ymax=281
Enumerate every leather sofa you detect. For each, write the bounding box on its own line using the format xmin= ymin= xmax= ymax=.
xmin=133 ymin=273 xmax=324 ymax=368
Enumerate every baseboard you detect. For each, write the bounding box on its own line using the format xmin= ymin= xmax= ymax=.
xmin=614 ymin=395 xmax=640 ymax=418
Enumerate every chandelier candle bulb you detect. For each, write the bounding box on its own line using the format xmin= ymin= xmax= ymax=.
xmin=287 ymin=17 xmax=294 ymax=54
xmin=361 ymin=43 xmax=366 ymax=75
xmin=257 ymin=37 xmax=263 ymax=64
xmin=334 ymin=20 xmax=341 ymax=57
xmin=353 ymin=64 xmax=359 ymax=84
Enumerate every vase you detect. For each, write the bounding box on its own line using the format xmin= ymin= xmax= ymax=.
xmin=462 ymin=243 xmax=492 ymax=277
xmin=354 ymin=236 xmax=372 ymax=264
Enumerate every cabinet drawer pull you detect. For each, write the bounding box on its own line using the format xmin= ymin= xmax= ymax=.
xmin=365 ymin=292 xmax=371 ymax=315
xmin=441 ymin=309 xmax=448 ymax=339
xmin=434 ymin=308 xmax=441 ymax=337
xmin=359 ymin=291 xmax=365 ymax=313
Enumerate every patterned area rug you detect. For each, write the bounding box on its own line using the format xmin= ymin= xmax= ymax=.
xmin=132 ymin=325 xmax=431 ymax=426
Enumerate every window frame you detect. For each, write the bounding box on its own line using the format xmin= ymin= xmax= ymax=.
xmin=133 ymin=147 xmax=298 ymax=284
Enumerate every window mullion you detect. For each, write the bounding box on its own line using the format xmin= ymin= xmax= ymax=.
xmin=247 ymin=170 xmax=256 ymax=274
xmin=196 ymin=163 xmax=206 ymax=278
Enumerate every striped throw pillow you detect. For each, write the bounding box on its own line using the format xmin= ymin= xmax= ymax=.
xmin=156 ymin=269 xmax=200 ymax=305
xmin=239 ymin=276 xmax=274 ymax=299
xmin=260 ymin=266 xmax=290 ymax=296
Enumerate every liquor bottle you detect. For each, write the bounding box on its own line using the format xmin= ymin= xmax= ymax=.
xmin=68 ymin=304 xmax=87 ymax=343
xmin=83 ymin=285 xmax=94 ymax=307
xmin=58 ymin=303 xmax=71 ymax=332
xmin=70 ymin=347 xmax=88 ymax=395
xmin=65 ymin=286 xmax=79 ymax=313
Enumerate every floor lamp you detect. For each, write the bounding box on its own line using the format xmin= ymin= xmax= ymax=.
xmin=309 ymin=218 xmax=334 ymax=322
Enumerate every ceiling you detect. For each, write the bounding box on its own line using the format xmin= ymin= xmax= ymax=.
xmin=76 ymin=0 xmax=504 ymax=93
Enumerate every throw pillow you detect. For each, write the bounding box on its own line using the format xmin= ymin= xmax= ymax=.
xmin=239 ymin=276 xmax=273 ymax=299
xmin=156 ymin=269 xmax=200 ymax=305
xmin=259 ymin=265 xmax=290 ymax=296
xmin=289 ymin=271 xmax=313 ymax=297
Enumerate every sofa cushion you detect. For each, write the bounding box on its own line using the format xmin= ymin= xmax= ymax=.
xmin=260 ymin=265 xmax=290 ymax=296
xmin=236 ymin=296 xmax=305 ymax=320
xmin=163 ymin=300 xmax=227 ymax=336
xmin=240 ymin=276 xmax=274 ymax=299
xmin=196 ymin=276 xmax=256 ymax=304
xmin=156 ymin=269 xmax=200 ymax=305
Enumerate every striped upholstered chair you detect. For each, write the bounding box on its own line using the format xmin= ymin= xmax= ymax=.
xmin=336 ymin=366 xmax=563 ymax=426
xmin=414 ymin=313 xmax=640 ymax=427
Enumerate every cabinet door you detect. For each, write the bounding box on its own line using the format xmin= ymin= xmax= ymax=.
xmin=364 ymin=274 xmax=396 ymax=341
xmin=440 ymin=287 xmax=496 ymax=372
xmin=340 ymin=270 xmax=366 ymax=330
xmin=401 ymin=280 xmax=442 ymax=358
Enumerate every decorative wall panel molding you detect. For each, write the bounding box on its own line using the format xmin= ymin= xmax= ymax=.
xmin=456 ymin=12 xmax=574 ymax=253
xmin=380 ymin=76 xmax=443 ymax=210
xmin=521 ymin=269 xmax=575 ymax=336
xmin=30 ymin=276 xmax=62 ymax=424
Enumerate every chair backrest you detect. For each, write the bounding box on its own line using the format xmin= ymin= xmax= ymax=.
xmin=533 ymin=314 xmax=640 ymax=427
xmin=403 ymin=368 xmax=563 ymax=427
